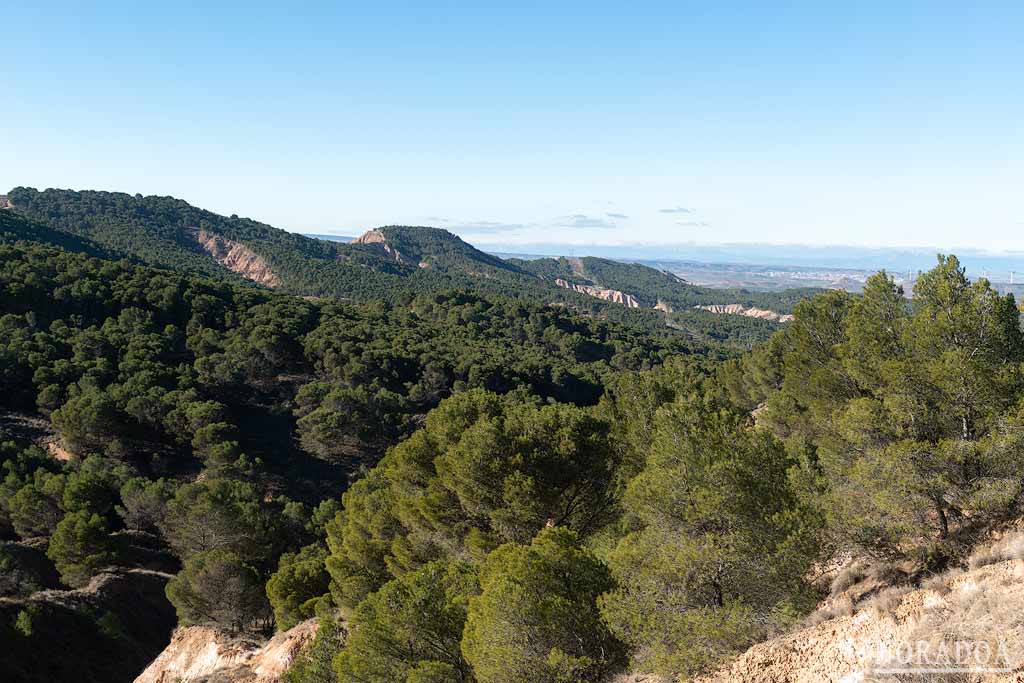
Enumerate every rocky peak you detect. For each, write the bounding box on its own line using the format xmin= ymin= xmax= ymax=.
xmin=353 ymin=228 xmax=411 ymax=264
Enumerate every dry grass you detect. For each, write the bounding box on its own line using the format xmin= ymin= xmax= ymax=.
xmin=803 ymin=595 xmax=855 ymax=627
xmin=829 ymin=561 xmax=868 ymax=597
xmin=966 ymin=532 xmax=1024 ymax=570
xmin=862 ymin=585 xmax=913 ymax=616
xmin=921 ymin=567 xmax=964 ymax=596
xmin=862 ymin=558 xmax=1024 ymax=681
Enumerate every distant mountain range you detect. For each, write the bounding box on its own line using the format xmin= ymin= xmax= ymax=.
xmin=475 ymin=240 xmax=1024 ymax=281
xmin=303 ymin=233 xmax=354 ymax=243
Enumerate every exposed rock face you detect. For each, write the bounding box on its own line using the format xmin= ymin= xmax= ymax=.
xmin=697 ymin=557 xmax=1024 ymax=683
xmin=0 ymin=195 xmax=11 ymax=209
xmin=654 ymin=299 xmax=674 ymax=313
xmin=353 ymin=229 xmax=410 ymax=264
xmin=192 ymin=229 xmax=281 ymax=288
xmin=135 ymin=619 xmax=317 ymax=683
xmin=0 ymin=568 xmax=176 ymax=683
xmin=694 ymin=303 xmax=794 ymax=323
xmin=554 ymin=278 xmax=641 ymax=308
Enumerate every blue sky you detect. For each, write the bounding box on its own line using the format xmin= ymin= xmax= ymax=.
xmin=2 ymin=2 xmax=1022 ymax=250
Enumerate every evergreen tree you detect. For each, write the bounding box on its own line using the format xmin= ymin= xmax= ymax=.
xmin=461 ymin=527 xmax=624 ymax=683
xmin=47 ymin=511 xmax=114 ymax=587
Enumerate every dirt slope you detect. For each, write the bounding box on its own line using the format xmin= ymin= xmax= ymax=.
xmin=135 ymin=619 xmax=317 ymax=683
xmin=554 ymin=278 xmax=642 ymax=308
xmin=193 ymin=229 xmax=282 ymax=288
xmin=698 ymin=557 xmax=1024 ymax=683
xmin=694 ymin=303 xmax=794 ymax=323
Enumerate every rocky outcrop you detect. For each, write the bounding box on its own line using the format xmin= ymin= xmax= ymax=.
xmin=135 ymin=619 xmax=317 ymax=683
xmin=694 ymin=303 xmax=794 ymax=323
xmin=654 ymin=299 xmax=674 ymax=313
xmin=698 ymin=554 xmax=1024 ymax=683
xmin=554 ymin=278 xmax=641 ymax=308
xmin=353 ymin=229 xmax=411 ymax=265
xmin=0 ymin=195 xmax=11 ymax=209
xmin=0 ymin=568 xmax=176 ymax=683
xmin=192 ymin=229 xmax=281 ymax=288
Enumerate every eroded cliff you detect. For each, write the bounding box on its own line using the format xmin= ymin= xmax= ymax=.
xmin=192 ymin=229 xmax=282 ymax=288
xmin=694 ymin=303 xmax=794 ymax=323
xmin=554 ymin=278 xmax=642 ymax=308
xmin=135 ymin=619 xmax=317 ymax=683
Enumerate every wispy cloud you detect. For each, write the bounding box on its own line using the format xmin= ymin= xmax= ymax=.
xmin=558 ymin=214 xmax=618 ymax=229
xmin=449 ymin=220 xmax=526 ymax=234
xmin=658 ymin=206 xmax=693 ymax=214
xmin=606 ymin=212 xmax=629 ymax=219
xmin=676 ymin=220 xmax=710 ymax=227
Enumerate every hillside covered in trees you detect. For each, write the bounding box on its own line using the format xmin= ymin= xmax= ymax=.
xmin=0 ymin=218 xmax=720 ymax=681
xmin=513 ymin=254 xmax=819 ymax=313
xmin=6 ymin=187 xmax=805 ymax=346
xmin=5 ymin=191 xmax=1023 ymax=683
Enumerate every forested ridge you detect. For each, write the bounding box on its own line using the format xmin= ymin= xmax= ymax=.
xmin=7 ymin=187 xmax=796 ymax=346
xmin=513 ymin=254 xmax=821 ymax=313
xmin=4 ymin=192 xmax=1024 ymax=683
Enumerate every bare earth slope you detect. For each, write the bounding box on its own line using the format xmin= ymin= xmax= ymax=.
xmin=135 ymin=619 xmax=317 ymax=683
xmin=193 ymin=228 xmax=282 ymax=288
xmin=698 ymin=557 xmax=1024 ymax=683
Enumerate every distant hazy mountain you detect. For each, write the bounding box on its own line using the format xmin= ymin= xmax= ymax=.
xmin=303 ymin=233 xmax=355 ymax=243
xmin=484 ymin=241 xmax=1024 ymax=280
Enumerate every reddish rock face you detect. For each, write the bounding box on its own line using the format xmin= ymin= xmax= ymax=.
xmin=192 ymin=229 xmax=282 ymax=288
xmin=352 ymin=229 xmax=410 ymax=264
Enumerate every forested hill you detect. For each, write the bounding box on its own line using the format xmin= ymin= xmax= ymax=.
xmin=5 ymin=187 xmax=806 ymax=344
xmin=512 ymin=254 xmax=822 ymax=313
xmin=5 ymin=186 xmax=396 ymax=299
xmin=5 ymin=188 xmax=555 ymax=301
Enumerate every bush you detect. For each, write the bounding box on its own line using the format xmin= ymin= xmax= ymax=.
xmin=803 ymin=596 xmax=854 ymax=627
xmin=863 ymin=585 xmax=913 ymax=616
xmin=829 ymin=562 xmax=867 ymax=597
xmin=284 ymin=607 xmax=344 ymax=683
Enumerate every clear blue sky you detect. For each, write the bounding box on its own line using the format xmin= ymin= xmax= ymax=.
xmin=3 ymin=2 xmax=1022 ymax=250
